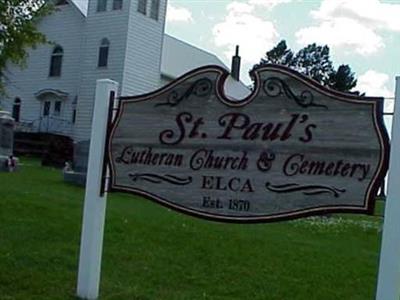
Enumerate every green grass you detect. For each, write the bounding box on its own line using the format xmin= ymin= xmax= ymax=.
xmin=0 ymin=157 xmax=385 ymax=300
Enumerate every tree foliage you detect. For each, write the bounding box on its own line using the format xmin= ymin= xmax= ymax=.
xmin=328 ymin=64 xmax=357 ymax=92
xmin=252 ymin=40 xmax=357 ymax=93
xmin=0 ymin=0 xmax=53 ymax=93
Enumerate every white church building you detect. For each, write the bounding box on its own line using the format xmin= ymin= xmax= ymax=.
xmin=1 ymin=0 xmax=245 ymax=142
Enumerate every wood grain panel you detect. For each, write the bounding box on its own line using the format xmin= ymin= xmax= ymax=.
xmin=107 ymin=65 xmax=389 ymax=223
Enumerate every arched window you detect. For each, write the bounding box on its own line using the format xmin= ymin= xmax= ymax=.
xmin=54 ymin=101 xmax=62 ymax=116
xmin=49 ymin=45 xmax=63 ymax=77
xmin=72 ymin=96 xmax=78 ymax=124
xmin=12 ymin=98 xmax=21 ymax=122
xmin=137 ymin=0 xmax=147 ymax=14
xmin=113 ymin=0 xmax=122 ymax=10
xmin=150 ymin=0 xmax=160 ymax=20
xmin=97 ymin=0 xmax=107 ymax=11
xmin=98 ymin=38 xmax=110 ymax=67
xmin=43 ymin=101 xmax=51 ymax=116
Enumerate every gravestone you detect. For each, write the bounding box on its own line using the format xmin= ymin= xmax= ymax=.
xmin=0 ymin=111 xmax=15 ymax=171
xmin=63 ymin=140 xmax=90 ymax=185
xmin=73 ymin=140 xmax=90 ymax=172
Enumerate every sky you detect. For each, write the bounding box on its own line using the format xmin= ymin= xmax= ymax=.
xmin=165 ymin=0 xmax=399 ymax=120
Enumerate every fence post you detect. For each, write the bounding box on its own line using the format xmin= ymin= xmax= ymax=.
xmin=376 ymin=76 xmax=400 ymax=300
xmin=76 ymin=79 xmax=119 ymax=300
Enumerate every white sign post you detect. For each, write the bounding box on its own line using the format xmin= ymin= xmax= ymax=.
xmin=77 ymin=79 xmax=119 ymax=300
xmin=376 ymin=76 xmax=400 ymax=300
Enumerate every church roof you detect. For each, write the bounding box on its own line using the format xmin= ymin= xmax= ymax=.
xmin=162 ymin=36 xmax=250 ymax=99
xmin=161 ymin=35 xmax=227 ymax=79
xmin=70 ymin=0 xmax=88 ymax=16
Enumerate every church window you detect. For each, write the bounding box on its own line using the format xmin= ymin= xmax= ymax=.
xmin=97 ymin=0 xmax=107 ymax=11
xmin=54 ymin=101 xmax=62 ymax=116
xmin=72 ymin=109 xmax=77 ymax=123
xmin=113 ymin=0 xmax=122 ymax=10
xmin=72 ymin=96 xmax=78 ymax=124
xmin=12 ymin=98 xmax=21 ymax=122
xmin=49 ymin=45 xmax=63 ymax=77
xmin=98 ymin=38 xmax=110 ymax=67
xmin=56 ymin=0 xmax=68 ymax=5
xmin=43 ymin=101 xmax=51 ymax=117
xmin=150 ymin=0 xmax=159 ymax=20
xmin=138 ymin=0 xmax=147 ymax=14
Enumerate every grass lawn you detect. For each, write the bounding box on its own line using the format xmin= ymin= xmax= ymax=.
xmin=0 ymin=157 xmax=385 ymax=300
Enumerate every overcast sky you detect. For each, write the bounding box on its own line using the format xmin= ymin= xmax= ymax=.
xmin=165 ymin=0 xmax=399 ymax=104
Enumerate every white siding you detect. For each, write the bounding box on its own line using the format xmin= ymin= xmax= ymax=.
xmin=1 ymin=0 xmax=233 ymax=142
xmin=121 ymin=0 xmax=167 ymax=96
xmin=160 ymin=74 xmax=172 ymax=87
xmin=1 ymin=4 xmax=85 ymax=134
xmin=74 ymin=0 xmax=130 ymax=140
xmin=75 ymin=0 xmax=168 ymax=140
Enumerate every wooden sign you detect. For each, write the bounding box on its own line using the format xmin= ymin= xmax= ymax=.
xmin=107 ymin=65 xmax=389 ymax=223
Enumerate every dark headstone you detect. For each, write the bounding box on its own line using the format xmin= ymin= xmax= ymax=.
xmin=73 ymin=140 xmax=90 ymax=172
xmin=62 ymin=140 xmax=90 ymax=186
xmin=41 ymin=134 xmax=73 ymax=168
xmin=64 ymin=170 xmax=87 ymax=186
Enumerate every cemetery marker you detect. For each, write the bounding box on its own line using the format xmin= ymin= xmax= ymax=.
xmin=107 ymin=65 xmax=388 ymax=222
xmin=77 ymin=65 xmax=391 ymax=299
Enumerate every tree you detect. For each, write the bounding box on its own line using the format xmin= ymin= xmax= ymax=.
xmin=254 ymin=40 xmax=294 ymax=67
xmin=291 ymin=43 xmax=334 ymax=86
xmin=251 ymin=40 xmax=358 ymax=93
xmin=0 ymin=0 xmax=53 ymax=94
xmin=328 ymin=64 xmax=357 ymax=92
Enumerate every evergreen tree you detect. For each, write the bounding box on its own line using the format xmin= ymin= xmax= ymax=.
xmin=291 ymin=43 xmax=334 ymax=86
xmin=252 ymin=40 xmax=358 ymax=93
xmin=254 ymin=40 xmax=294 ymax=68
xmin=328 ymin=64 xmax=357 ymax=92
